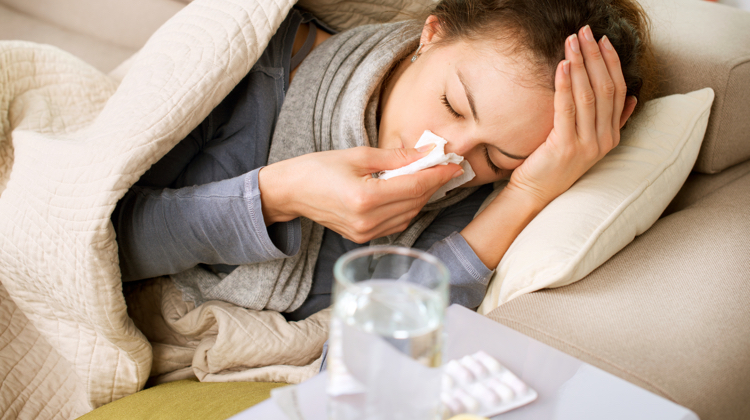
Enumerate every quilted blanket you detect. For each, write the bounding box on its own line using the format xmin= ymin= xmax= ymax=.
xmin=0 ymin=0 xmax=359 ymax=417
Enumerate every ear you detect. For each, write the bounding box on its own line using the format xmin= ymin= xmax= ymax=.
xmin=419 ymin=15 xmax=442 ymax=51
xmin=619 ymin=96 xmax=638 ymax=129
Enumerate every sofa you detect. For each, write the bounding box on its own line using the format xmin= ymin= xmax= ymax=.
xmin=0 ymin=0 xmax=748 ymax=419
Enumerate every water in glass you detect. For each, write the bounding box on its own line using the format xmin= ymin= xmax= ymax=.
xmin=328 ymin=279 xmax=445 ymax=420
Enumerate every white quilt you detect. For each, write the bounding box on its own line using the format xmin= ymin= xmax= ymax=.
xmin=0 ymin=0 xmax=349 ymax=417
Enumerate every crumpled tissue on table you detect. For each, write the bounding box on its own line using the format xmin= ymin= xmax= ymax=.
xmin=377 ymin=130 xmax=476 ymax=203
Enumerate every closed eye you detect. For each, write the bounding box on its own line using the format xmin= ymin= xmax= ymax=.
xmin=483 ymin=145 xmax=502 ymax=176
xmin=441 ymin=94 xmax=462 ymax=119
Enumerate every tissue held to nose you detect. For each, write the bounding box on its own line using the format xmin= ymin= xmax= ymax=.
xmin=377 ymin=130 xmax=476 ymax=202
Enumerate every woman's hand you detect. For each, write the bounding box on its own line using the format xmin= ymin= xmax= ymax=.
xmin=506 ymin=25 xmax=637 ymax=208
xmin=258 ymin=146 xmax=463 ymax=243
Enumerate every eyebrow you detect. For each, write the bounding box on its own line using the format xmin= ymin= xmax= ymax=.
xmin=457 ymin=70 xmax=479 ymax=123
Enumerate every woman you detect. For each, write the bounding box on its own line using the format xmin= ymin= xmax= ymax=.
xmin=113 ymin=0 xmax=656 ymax=319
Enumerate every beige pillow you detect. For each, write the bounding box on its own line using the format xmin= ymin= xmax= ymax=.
xmin=477 ymin=88 xmax=715 ymax=314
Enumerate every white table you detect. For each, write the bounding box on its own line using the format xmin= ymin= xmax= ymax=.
xmin=232 ymin=305 xmax=699 ymax=420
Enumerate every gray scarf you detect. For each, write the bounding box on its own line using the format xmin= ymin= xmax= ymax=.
xmin=174 ymin=20 xmax=477 ymax=312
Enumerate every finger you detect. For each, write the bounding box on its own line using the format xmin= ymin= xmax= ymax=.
xmin=337 ymin=196 xmax=423 ymax=243
xmin=347 ymin=163 xmax=463 ymax=241
xmin=552 ymin=59 xmax=576 ymax=142
xmin=370 ymin=163 xmax=463 ymax=205
xmin=343 ymin=215 xmax=413 ymax=244
xmin=565 ymin=33 xmax=597 ymax=144
xmin=578 ymin=25 xmax=615 ymax=145
xmin=354 ymin=144 xmax=436 ymax=173
xmin=360 ymin=199 xmax=423 ymax=239
xmin=377 ymin=222 xmax=416 ymax=240
xmin=598 ymin=35 xmax=628 ymax=131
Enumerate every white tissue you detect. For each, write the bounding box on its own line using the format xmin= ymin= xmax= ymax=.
xmin=377 ymin=130 xmax=476 ymax=203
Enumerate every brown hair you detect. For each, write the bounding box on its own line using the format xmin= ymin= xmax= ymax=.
xmin=428 ymin=0 xmax=658 ymax=117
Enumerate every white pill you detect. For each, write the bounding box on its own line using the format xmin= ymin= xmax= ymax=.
xmin=474 ymin=351 xmax=503 ymax=373
xmin=500 ymin=371 xmax=529 ymax=395
xmin=460 ymin=355 xmax=489 ymax=379
xmin=468 ymin=383 xmax=500 ymax=407
xmin=453 ymin=389 xmax=480 ymax=413
xmin=486 ymin=377 xmax=515 ymax=402
xmin=446 ymin=360 xmax=475 ymax=385
xmin=441 ymin=392 xmax=464 ymax=415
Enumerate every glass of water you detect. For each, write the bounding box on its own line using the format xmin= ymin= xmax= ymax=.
xmin=327 ymin=246 xmax=449 ymax=420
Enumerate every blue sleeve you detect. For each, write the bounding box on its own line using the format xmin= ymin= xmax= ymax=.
xmin=412 ymin=185 xmax=495 ymax=309
xmin=114 ymin=168 xmax=301 ymax=281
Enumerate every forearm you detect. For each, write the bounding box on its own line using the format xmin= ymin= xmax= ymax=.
xmin=424 ymin=233 xmax=494 ymax=309
xmin=258 ymin=159 xmax=299 ymax=226
xmin=460 ymin=186 xmax=547 ymax=270
xmin=115 ymin=169 xmax=300 ymax=281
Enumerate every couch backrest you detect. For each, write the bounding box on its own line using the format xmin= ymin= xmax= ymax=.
xmin=0 ymin=0 xmax=184 ymax=51
xmin=635 ymin=0 xmax=750 ymax=174
xmin=297 ymin=0 xmax=433 ymax=31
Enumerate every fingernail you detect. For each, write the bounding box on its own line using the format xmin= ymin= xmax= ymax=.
xmin=583 ymin=25 xmax=594 ymax=41
xmin=602 ymin=35 xmax=613 ymax=51
xmin=452 ymin=168 xmax=464 ymax=179
xmin=562 ymin=60 xmax=570 ymax=75
xmin=569 ymin=34 xmax=580 ymax=54
xmin=417 ymin=144 xmax=435 ymax=153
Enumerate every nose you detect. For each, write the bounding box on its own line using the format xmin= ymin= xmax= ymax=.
xmin=443 ymin=133 xmax=476 ymax=157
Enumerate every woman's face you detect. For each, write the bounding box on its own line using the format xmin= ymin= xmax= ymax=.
xmin=378 ymin=21 xmax=555 ymax=187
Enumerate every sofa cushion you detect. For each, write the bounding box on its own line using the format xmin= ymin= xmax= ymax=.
xmin=640 ymin=0 xmax=750 ymax=174
xmin=478 ymin=88 xmax=713 ymax=311
xmin=485 ymin=169 xmax=750 ymax=420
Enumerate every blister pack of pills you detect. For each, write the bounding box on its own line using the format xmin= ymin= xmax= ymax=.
xmin=441 ymin=351 xmax=537 ymax=419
